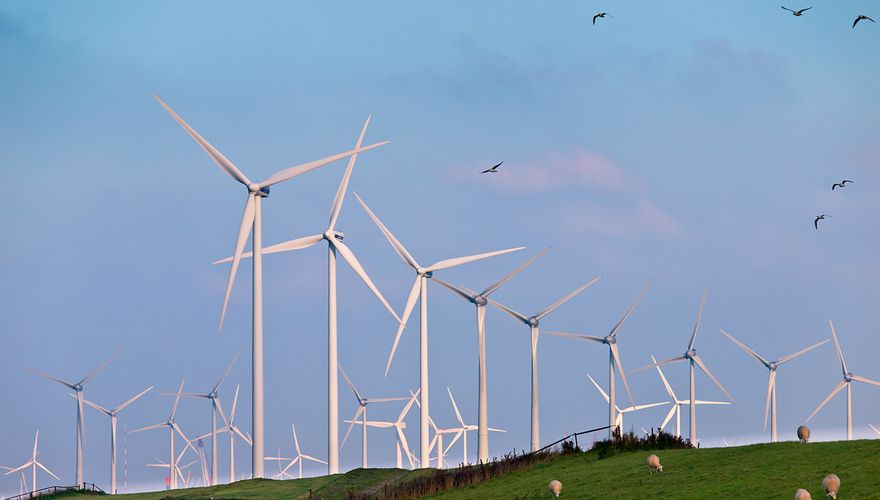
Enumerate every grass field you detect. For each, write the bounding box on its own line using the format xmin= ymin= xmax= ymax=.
xmin=50 ymin=439 xmax=880 ymax=499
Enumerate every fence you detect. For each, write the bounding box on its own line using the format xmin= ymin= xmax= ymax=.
xmin=3 ymin=482 xmax=105 ymax=500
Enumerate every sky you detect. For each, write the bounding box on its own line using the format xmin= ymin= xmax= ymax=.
xmin=1 ymin=0 xmax=879 ymax=494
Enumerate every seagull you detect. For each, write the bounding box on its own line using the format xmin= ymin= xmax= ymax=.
xmin=480 ymin=161 xmax=503 ymax=174
xmin=593 ymin=12 xmax=611 ymax=25
xmin=853 ymin=15 xmax=875 ymax=28
xmin=781 ymin=6 xmax=813 ymax=16
xmin=831 ymin=180 xmax=853 ymax=190
xmin=814 ymin=214 xmax=832 ymax=229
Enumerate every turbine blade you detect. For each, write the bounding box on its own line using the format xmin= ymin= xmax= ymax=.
xmin=291 ymin=423 xmax=301 ymax=455
xmin=81 ymin=396 xmax=111 ymax=416
xmin=258 ymin=141 xmax=389 ymax=189
xmin=301 ymin=455 xmax=327 ymax=465
xmin=340 ymin=407 xmax=364 ymax=448
xmin=587 ymin=373 xmax=610 ymax=403
xmin=129 ymin=422 xmax=166 ymax=434
xmin=233 ymin=425 xmax=251 ymax=445
xmin=536 ymin=275 xmax=602 ymax=320
xmin=777 ymin=339 xmax=830 ymax=365
xmin=333 ymin=238 xmax=402 ymax=323
xmin=396 ymin=427 xmax=415 ymax=469
xmin=447 ymin=387 xmax=465 ymax=427
xmin=486 ymin=297 xmax=529 ymax=324
xmin=329 ymin=116 xmax=370 ymax=231
xmin=763 ymin=371 xmax=776 ymax=431
xmin=424 ymin=246 xmax=526 ymax=274
xmin=542 ymin=331 xmax=605 ymax=343
xmin=829 ymin=320 xmax=848 ymax=377
xmin=719 ymin=329 xmax=769 ymax=367
xmin=430 ymin=276 xmax=477 ymax=303
xmin=652 ymin=355 xmax=677 ymax=401
xmin=29 ymin=369 xmax=76 ymax=390
xmin=852 ymin=374 xmax=880 ymax=387
xmin=444 ymin=430 xmax=464 ymax=455
xmin=632 ymin=355 xmax=685 ymax=373
xmin=610 ymin=342 xmax=634 ymax=404
xmin=115 ymin=386 xmax=154 ymax=413
xmin=692 ymin=355 xmax=733 ymax=401
xmin=365 ymin=396 xmax=410 ymax=404
xmin=230 ymin=385 xmax=240 ymax=422
xmin=354 ymin=193 xmax=419 ymax=269
xmin=338 ymin=365 xmax=362 ymax=402
xmin=79 ymin=352 xmax=119 ymax=385
xmin=213 ymin=349 xmax=241 ymax=393
xmin=692 ymin=400 xmax=731 ymax=405
xmin=609 ymin=278 xmax=653 ymax=337
xmin=170 ymin=380 xmax=185 ymax=421
xmin=688 ymin=289 xmax=709 ymax=351
xmin=807 ymin=380 xmax=847 ymax=421
xmin=397 ymin=388 xmax=420 ymax=422
xmin=35 ymin=461 xmax=60 ymax=481
xmin=627 ymin=402 xmax=669 ymax=411
xmin=215 ymin=398 xmax=231 ymax=430
xmin=659 ymin=406 xmax=676 ymax=430
xmin=870 ymin=424 xmax=880 ymax=437
xmin=219 ymin=195 xmax=256 ymax=329
xmin=153 ymin=95 xmax=252 ymax=186
xmin=214 ymin=234 xmax=324 ymax=264
xmin=480 ymin=247 xmax=550 ymax=297
xmin=385 ymin=277 xmax=420 ymax=376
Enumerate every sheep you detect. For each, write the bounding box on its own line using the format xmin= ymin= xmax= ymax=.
xmin=548 ymin=480 xmax=563 ymax=498
xmin=647 ymin=454 xmax=663 ymax=473
xmin=823 ymin=474 xmax=840 ymax=499
xmin=794 ymin=488 xmax=812 ymax=500
xmin=797 ymin=425 xmax=811 ymax=443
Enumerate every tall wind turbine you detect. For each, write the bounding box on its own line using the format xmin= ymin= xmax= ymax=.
xmin=339 ymin=365 xmax=408 ymax=468
xmin=807 ymin=320 xmax=880 ymax=440
xmin=355 ymin=193 xmax=525 ymax=467
xmin=178 ymin=349 xmax=240 ymax=485
xmin=651 ymin=355 xmax=729 ymax=437
xmin=720 ymin=329 xmax=828 ymax=442
xmin=81 ymin=386 xmax=153 ymax=494
xmin=215 ymin=117 xmax=401 ymax=474
xmin=635 ymin=290 xmax=733 ymax=445
xmin=155 ymin=96 xmax=389 ymax=477
xmin=430 ymin=249 xmax=547 ymax=463
xmin=544 ymin=280 xmax=652 ymax=437
xmin=345 ymin=390 xmax=420 ymax=469
xmin=278 ymin=423 xmax=328 ymax=479
xmin=130 ymin=380 xmax=194 ymax=489
xmin=586 ymin=374 xmax=668 ymax=431
xmin=487 ymin=276 xmax=602 ymax=451
xmin=4 ymin=431 xmax=59 ymax=494
xmin=30 ymin=353 xmax=116 ymax=487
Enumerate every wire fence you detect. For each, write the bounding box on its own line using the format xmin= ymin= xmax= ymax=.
xmin=3 ymin=482 xmax=105 ymax=500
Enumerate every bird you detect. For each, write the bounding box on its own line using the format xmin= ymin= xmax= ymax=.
xmin=831 ymin=180 xmax=853 ymax=190
xmin=593 ymin=12 xmax=611 ymax=25
xmin=853 ymin=15 xmax=875 ymax=28
xmin=781 ymin=6 xmax=813 ymax=16
xmin=814 ymin=214 xmax=832 ymax=229
xmin=480 ymin=161 xmax=503 ymax=174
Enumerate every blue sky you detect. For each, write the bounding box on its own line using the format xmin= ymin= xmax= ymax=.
xmin=1 ymin=0 xmax=879 ymax=493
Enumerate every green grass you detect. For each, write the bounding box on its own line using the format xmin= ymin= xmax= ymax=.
xmin=53 ymin=440 xmax=880 ymax=499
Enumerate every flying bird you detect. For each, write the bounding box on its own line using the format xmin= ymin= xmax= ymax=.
xmin=593 ymin=12 xmax=611 ymax=25
xmin=480 ymin=161 xmax=503 ymax=174
xmin=831 ymin=180 xmax=853 ymax=190
xmin=781 ymin=6 xmax=813 ymax=16
xmin=814 ymin=214 xmax=832 ymax=229
xmin=853 ymin=15 xmax=875 ymax=28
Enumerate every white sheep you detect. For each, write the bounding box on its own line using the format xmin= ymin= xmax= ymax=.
xmin=823 ymin=474 xmax=840 ymax=499
xmin=548 ymin=479 xmax=563 ymax=497
xmin=797 ymin=425 xmax=811 ymax=443
xmin=647 ymin=454 xmax=663 ymax=473
xmin=794 ymin=488 xmax=812 ymax=500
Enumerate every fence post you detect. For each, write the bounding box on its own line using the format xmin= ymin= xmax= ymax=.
xmin=574 ymin=433 xmax=579 ymax=450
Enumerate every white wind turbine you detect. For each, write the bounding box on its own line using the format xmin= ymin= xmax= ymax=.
xmin=440 ymin=387 xmax=505 ymax=466
xmin=807 ymin=320 xmax=880 ymax=440
xmin=487 ymin=276 xmax=602 ymax=451
xmin=355 ymin=193 xmax=525 ymax=467
xmin=586 ymin=374 xmax=668 ymax=432
xmin=130 ymin=380 xmax=194 ymax=490
xmin=80 ymin=386 xmax=153 ymax=494
xmin=635 ymin=290 xmax=733 ymax=445
xmin=1 ymin=465 xmax=29 ymax=497
xmin=30 ymin=353 xmax=116 ymax=487
xmin=720 ymin=329 xmax=829 ymax=443
xmin=215 ymin=117 xmax=401 ymax=474
xmin=339 ymin=365 xmax=409 ymax=468
xmin=155 ymin=96 xmax=389 ymax=477
xmin=870 ymin=424 xmax=880 ymax=437
xmin=222 ymin=385 xmax=251 ymax=482
xmin=430 ymin=249 xmax=547 ymax=463
xmin=265 ymin=448 xmax=293 ymax=480
xmin=544 ymin=280 xmax=652 ymax=437
xmin=4 ymin=431 xmax=59 ymax=494
xmin=650 ymin=355 xmax=730 ymax=438
xmin=278 ymin=423 xmax=328 ymax=479
xmin=345 ymin=390 xmax=420 ymax=469
xmin=147 ymin=457 xmax=199 ymax=488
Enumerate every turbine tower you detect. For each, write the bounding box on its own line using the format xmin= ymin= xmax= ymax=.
xmin=130 ymin=380 xmax=194 ymax=489
xmin=3 ymin=430 xmax=59 ymax=494
xmin=430 ymin=248 xmax=547 ymax=463
xmin=635 ymin=289 xmax=733 ymax=445
xmin=807 ymin=320 xmax=880 ymax=440
xmin=544 ymin=280 xmax=652 ymax=437
xmin=487 ymin=276 xmax=602 ymax=451
xmin=355 ymin=193 xmax=525 ymax=467
xmin=30 ymin=353 xmax=116 ymax=487
xmin=81 ymin=386 xmax=153 ymax=494
xmin=155 ymin=96 xmax=389 ymax=477
xmin=720 ymin=329 xmax=828 ymax=442
xmin=651 ymin=355 xmax=729 ymax=437
xmin=339 ymin=365 xmax=408 ymax=468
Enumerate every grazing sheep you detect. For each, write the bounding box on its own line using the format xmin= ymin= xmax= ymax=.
xmin=548 ymin=480 xmax=563 ymax=497
xmin=647 ymin=454 xmax=663 ymax=473
xmin=823 ymin=474 xmax=840 ymax=499
xmin=797 ymin=425 xmax=810 ymax=443
xmin=795 ymin=488 xmax=812 ymax=500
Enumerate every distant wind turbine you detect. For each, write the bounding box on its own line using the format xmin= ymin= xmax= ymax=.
xmin=344 ymin=390 xmax=420 ymax=469
xmin=586 ymin=374 xmax=668 ymax=431
xmin=130 ymin=380 xmax=194 ymax=489
xmin=651 ymin=355 xmax=729 ymax=437
xmin=4 ymin=430 xmax=60 ymax=494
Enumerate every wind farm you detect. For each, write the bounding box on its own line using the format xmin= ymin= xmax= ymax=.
xmin=2 ymin=2 xmax=880 ymax=499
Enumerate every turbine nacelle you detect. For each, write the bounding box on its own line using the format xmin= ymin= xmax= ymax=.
xmin=528 ymin=317 xmax=539 ymax=328
xmin=768 ymin=361 xmax=778 ymax=371
xmin=247 ymin=183 xmax=270 ymax=197
xmin=844 ymin=373 xmax=853 ymax=382
xmin=74 ymin=384 xmax=83 ymax=392
xmin=473 ymin=295 xmax=488 ymax=306
xmin=416 ymin=269 xmax=434 ymax=278
xmin=685 ymin=349 xmax=697 ymax=360
xmin=604 ymin=335 xmax=616 ymax=345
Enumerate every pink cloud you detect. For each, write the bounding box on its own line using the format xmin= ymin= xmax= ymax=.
xmin=483 ymin=148 xmax=636 ymax=194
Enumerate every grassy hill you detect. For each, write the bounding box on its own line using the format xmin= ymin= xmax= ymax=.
xmin=52 ymin=439 xmax=880 ymax=499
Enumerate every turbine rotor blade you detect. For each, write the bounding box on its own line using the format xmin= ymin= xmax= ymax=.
xmin=340 ymin=407 xmax=364 ymax=448
xmin=332 ymin=238 xmax=402 ymax=323
xmin=337 ymin=365 xmax=362 ymax=402
xmin=486 ymin=297 xmax=529 ymax=324
xmin=29 ymin=369 xmax=76 ymax=390
xmin=170 ymin=380 xmax=185 ymax=420
xmin=447 ymin=387 xmax=465 ymax=427
xmin=720 ymin=329 xmax=769 ymax=367
xmin=692 ymin=355 xmax=733 ymax=401
xmin=424 ymin=246 xmax=526 ymax=274
xmin=807 ymin=380 xmax=847 ymax=421
xmin=258 ymin=141 xmax=389 ymax=189
xmin=213 ymin=349 xmax=241 ymax=393
xmin=536 ymin=275 xmax=602 ymax=320
xmin=481 ymin=247 xmax=550 ymax=297
xmin=385 ymin=277 xmax=420 ymax=376
xmin=609 ymin=278 xmax=653 ymax=337
xmin=610 ymin=342 xmax=634 ymax=404
xmin=652 ymin=355 xmax=677 ymax=401
xmin=354 ymin=193 xmax=419 ymax=270
xmin=829 ymin=320 xmax=848 ymax=377
xmin=116 ymin=386 xmax=154 ymax=413
xmin=586 ymin=373 xmax=610 ymax=403
xmin=660 ymin=406 xmax=676 ymax=430
xmin=632 ymin=355 xmax=685 ymax=373
xmin=329 ymin=116 xmax=370 ymax=231
xmin=219 ymin=195 xmax=256 ymax=329
xmin=777 ymin=339 xmax=830 ymax=365
xmin=79 ymin=352 xmax=119 ymax=386
xmin=852 ymin=374 xmax=880 ymax=387
xmin=365 ymin=396 xmax=410 ymax=403
xmin=214 ymin=234 xmax=324 ymax=264
xmin=542 ymin=331 xmax=605 ymax=343
xmin=431 ymin=277 xmax=477 ymax=303
xmin=688 ymin=289 xmax=709 ymax=351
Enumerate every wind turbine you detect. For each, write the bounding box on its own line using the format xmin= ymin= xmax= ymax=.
xmin=30 ymin=353 xmax=116 ymax=487
xmin=81 ymin=386 xmax=153 ymax=494
xmin=130 ymin=380 xmax=194 ymax=489
xmin=1 ymin=465 xmax=29 ymax=497
xmin=720 ymin=329 xmax=828 ymax=442
xmin=278 ymin=423 xmax=328 ymax=479
xmin=345 ymin=390 xmax=420 ymax=469
xmin=807 ymin=320 xmax=880 ymax=440
xmin=440 ymin=387 xmax=505 ymax=466
xmin=222 ymin=385 xmax=251 ymax=482
xmin=355 ymin=193 xmax=525 ymax=467
xmin=339 ymin=365 xmax=409 ymax=468
xmin=215 ymin=117 xmax=401 ymax=474
xmin=155 ymin=96 xmax=389 ymax=478
xmin=487 ymin=276 xmax=602 ymax=451
xmin=265 ymin=448 xmax=293 ymax=480
xmin=634 ymin=289 xmax=733 ymax=445
xmin=651 ymin=355 xmax=730 ymax=438
xmin=544 ymin=280 xmax=652 ymax=437
xmin=870 ymin=424 xmax=880 ymax=437
xmin=430 ymin=248 xmax=547 ymax=463
xmin=147 ymin=457 xmax=199 ymax=488
xmin=586 ymin=374 xmax=668 ymax=431
xmin=4 ymin=430 xmax=59 ymax=494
